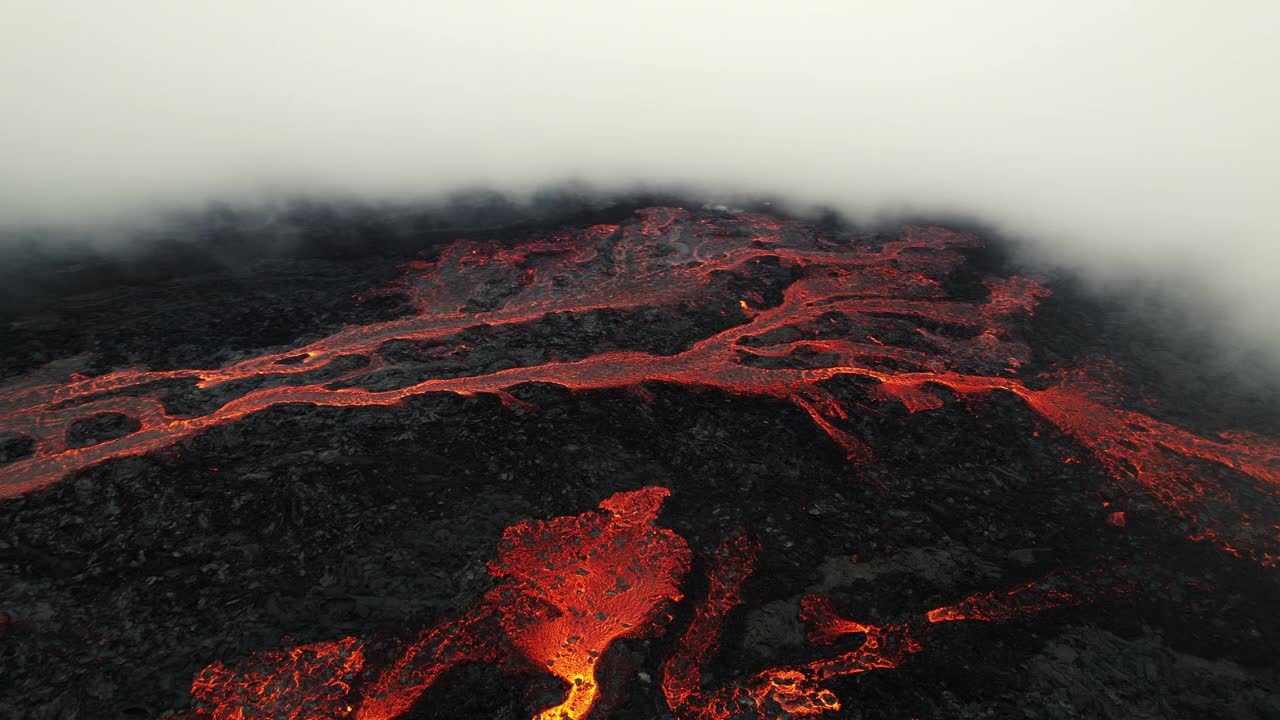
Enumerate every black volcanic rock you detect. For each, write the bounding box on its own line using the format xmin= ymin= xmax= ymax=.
xmin=0 ymin=202 xmax=1277 ymax=720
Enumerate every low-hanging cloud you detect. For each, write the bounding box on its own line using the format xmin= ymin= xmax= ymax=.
xmin=1 ymin=1 xmax=1277 ymax=364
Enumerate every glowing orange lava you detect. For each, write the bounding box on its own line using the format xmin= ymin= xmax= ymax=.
xmin=185 ymin=636 xmax=365 ymax=720
xmin=176 ymin=488 xmax=1148 ymax=720
xmin=924 ymin=567 xmax=1137 ymax=624
xmin=6 ymin=210 xmax=1273 ymax=716
xmin=353 ymin=486 xmax=689 ymax=720
xmin=664 ymin=543 xmax=1143 ymax=720
xmin=662 ymin=536 xmax=916 ymax=720
xmin=2 ymin=207 xmax=1277 ymax=566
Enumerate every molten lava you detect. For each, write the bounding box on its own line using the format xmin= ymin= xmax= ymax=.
xmin=663 ymin=542 xmax=1148 ymax=719
xmin=659 ymin=535 xmax=911 ymax=719
xmin=497 ymin=487 xmax=691 ymax=720
xmin=186 ymin=637 xmax=365 ymax=720
xmin=4 ymin=208 xmax=1276 ymax=717
xmin=2 ymin=208 xmax=1277 ymax=562
xmin=175 ymin=487 xmax=1148 ymax=720
xmin=353 ymin=486 xmax=689 ymax=720
xmin=661 ymin=535 xmax=917 ymax=720
xmin=179 ymin=488 xmax=687 ymax=720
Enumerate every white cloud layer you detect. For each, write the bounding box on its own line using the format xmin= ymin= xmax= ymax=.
xmin=1 ymin=2 xmax=1276 ymax=360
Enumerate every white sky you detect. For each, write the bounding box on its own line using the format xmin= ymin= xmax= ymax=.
xmin=1 ymin=1 xmax=1277 ymax=357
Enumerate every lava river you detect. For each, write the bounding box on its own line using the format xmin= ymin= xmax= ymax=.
xmin=2 ymin=207 xmax=1276 ymax=564
xmin=175 ymin=487 xmax=1147 ymax=720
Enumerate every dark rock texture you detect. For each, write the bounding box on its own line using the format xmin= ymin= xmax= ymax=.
xmin=1 ymin=202 xmax=1277 ymax=719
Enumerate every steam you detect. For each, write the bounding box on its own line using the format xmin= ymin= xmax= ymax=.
xmin=1 ymin=2 xmax=1276 ymax=361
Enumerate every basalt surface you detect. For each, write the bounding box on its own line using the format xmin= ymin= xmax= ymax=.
xmin=1 ymin=205 xmax=1277 ymax=719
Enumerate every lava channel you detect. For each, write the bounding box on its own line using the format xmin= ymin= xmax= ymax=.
xmin=2 ymin=208 xmax=1277 ymax=564
xmin=178 ymin=488 xmax=1146 ymax=720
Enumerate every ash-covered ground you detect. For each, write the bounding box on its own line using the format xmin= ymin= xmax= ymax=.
xmin=1 ymin=200 xmax=1278 ymax=720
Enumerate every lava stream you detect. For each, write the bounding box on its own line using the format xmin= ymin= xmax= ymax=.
xmin=2 ymin=208 xmax=1277 ymax=564
xmin=179 ymin=491 xmax=1146 ymax=720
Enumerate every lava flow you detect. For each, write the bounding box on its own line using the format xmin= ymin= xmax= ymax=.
xmin=188 ymin=637 xmax=365 ymax=720
xmin=366 ymin=486 xmax=689 ymax=720
xmin=663 ymin=536 xmax=1146 ymax=720
xmin=2 ymin=207 xmax=1278 ymax=565
xmin=181 ymin=487 xmax=688 ymax=720
xmin=178 ymin=488 xmax=1144 ymax=720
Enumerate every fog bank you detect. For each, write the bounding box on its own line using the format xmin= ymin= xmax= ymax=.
xmin=2 ymin=2 xmax=1277 ymax=361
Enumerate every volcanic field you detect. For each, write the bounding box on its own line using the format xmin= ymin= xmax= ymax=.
xmin=1 ymin=204 xmax=1278 ymax=719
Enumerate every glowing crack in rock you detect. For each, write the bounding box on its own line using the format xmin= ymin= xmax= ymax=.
xmin=923 ymin=565 xmax=1140 ymax=624
xmin=2 ymin=208 xmax=1278 ymax=565
xmin=663 ymin=536 xmax=915 ymax=720
xmin=664 ymin=539 xmax=1144 ymax=720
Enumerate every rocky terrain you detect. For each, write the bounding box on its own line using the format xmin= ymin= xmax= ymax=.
xmin=1 ymin=201 xmax=1277 ymax=719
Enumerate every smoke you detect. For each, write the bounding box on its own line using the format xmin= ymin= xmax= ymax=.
xmin=1 ymin=2 xmax=1277 ymax=363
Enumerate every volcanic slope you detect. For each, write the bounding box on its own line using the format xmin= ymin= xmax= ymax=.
xmin=0 ymin=206 xmax=1277 ymax=719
